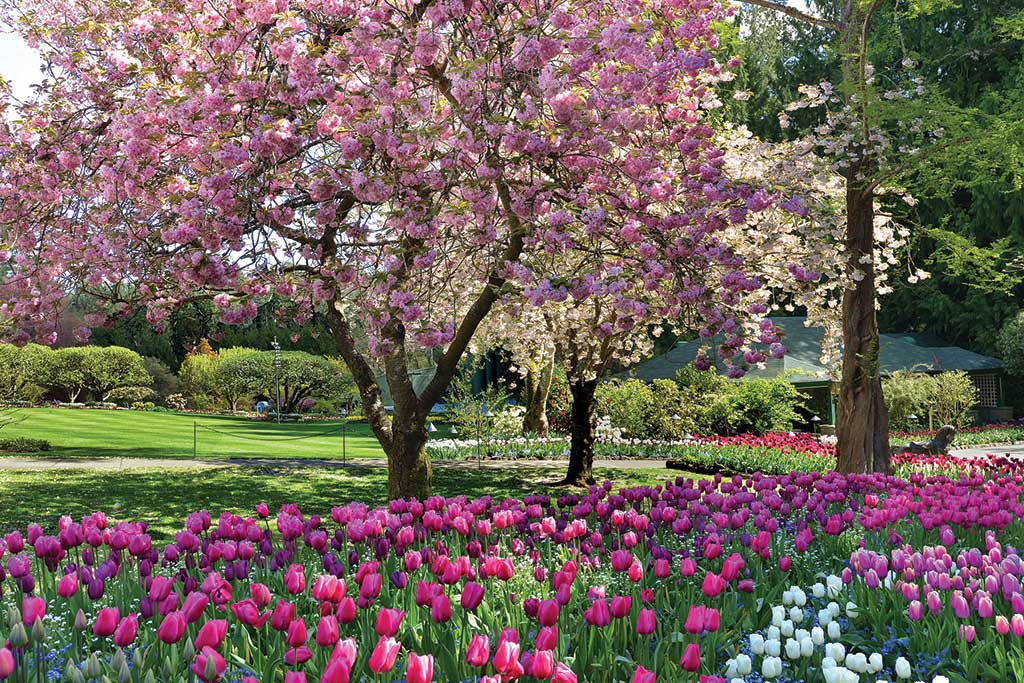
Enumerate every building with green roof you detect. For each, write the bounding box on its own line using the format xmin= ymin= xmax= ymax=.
xmin=614 ymin=317 xmax=1010 ymax=428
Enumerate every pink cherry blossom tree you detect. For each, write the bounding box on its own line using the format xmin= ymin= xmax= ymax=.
xmin=0 ymin=0 xmax=755 ymax=498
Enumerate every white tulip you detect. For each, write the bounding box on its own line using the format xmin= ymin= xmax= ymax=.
xmin=763 ymin=656 xmax=783 ymax=678
xmin=765 ymin=638 xmax=782 ymax=657
xmin=800 ymin=637 xmax=814 ymax=658
xmin=811 ymin=626 xmax=825 ymax=645
xmin=827 ymin=601 xmax=841 ymax=616
xmin=895 ymin=656 xmax=912 ymax=679
xmin=846 ymin=601 xmax=860 ymax=618
xmin=827 ymin=575 xmax=843 ymax=596
xmin=828 ymin=620 xmax=842 ymax=641
xmin=933 ymin=677 xmax=950 ymax=683
xmin=823 ymin=668 xmax=842 ymax=683
xmin=790 ymin=606 xmax=805 ymax=624
xmin=877 ymin=680 xmax=891 ymax=683
xmin=822 ymin=656 xmax=837 ymax=670
xmin=767 ymin=625 xmax=781 ymax=642
xmin=750 ymin=633 xmax=765 ymax=655
xmin=825 ymin=642 xmax=845 ymax=662
xmin=794 ymin=628 xmax=809 ymax=641
xmin=793 ymin=587 xmax=808 ymax=607
xmin=812 ymin=582 xmax=826 ymax=598
xmin=841 ymin=669 xmax=860 ymax=683
xmin=724 ymin=659 xmax=738 ymax=678
xmin=785 ymin=638 xmax=801 ymax=659
xmin=736 ymin=654 xmax=752 ymax=675
xmin=781 ymin=619 xmax=795 ymax=637
xmin=731 ymin=679 xmax=745 ymax=683
xmin=846 ymin=652 xmax=867 ymax=673
xmin=772 ymin=605 xmax=786 ymax=626
xmin=783 ymin=590 xmax=794 ymax=605
xmin=869 ymin=652 xmax=884 ymax=673
xmin=819 ymin=610 xmax=833 ymax=627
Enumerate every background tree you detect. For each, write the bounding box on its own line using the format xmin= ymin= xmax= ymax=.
xmin=213 ymin=348 xmax=261 ymax=412
xmin=43 ymin=347 xmax=89 ymax=403
xmin=80 ymin=347 xmax=152 ymax=402
xmin=141 ymin=357 xmax=179 ymax=405
xmin=998 ymin=311 xmax=1024 ymax=380
xmin=0 ymin=343 xmax=51 ymax=403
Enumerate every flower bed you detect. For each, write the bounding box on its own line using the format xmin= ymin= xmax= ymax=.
xmin=891 ymin=423 xmax=1024 ymax=448
xmin=0 ymin=461 xmax=1020 ymax=682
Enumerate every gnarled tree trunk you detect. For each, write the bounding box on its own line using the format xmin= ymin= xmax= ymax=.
xmin=387 ymin=416 xmax=432 ymax=500
xmin=561 ymin=378 xmax=598 ymax=486
xmin=522 ymin=354 xmax=554 ymax=437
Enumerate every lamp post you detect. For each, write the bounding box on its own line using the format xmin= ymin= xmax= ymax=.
xmin=811 ymin=415 xmax=821 ymax=434
xmin=908 ymin=414 xmax=918 ymax=432
xmin=271 ymin=337 xmax=282 ymax=424
xmin=339 ymin=407 xmax=349 ymax=466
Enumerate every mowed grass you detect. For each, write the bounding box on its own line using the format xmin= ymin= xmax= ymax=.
xmin=0 ymin=465 xmax=688 ymax=539
xmin=0 ymin=407 xmax=394 ymax=460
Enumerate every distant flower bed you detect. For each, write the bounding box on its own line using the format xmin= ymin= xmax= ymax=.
xmin=0 ymin=463 xmax=1019 ymax=682
xmin=892 ymin=422 xmax=1024 ymax=448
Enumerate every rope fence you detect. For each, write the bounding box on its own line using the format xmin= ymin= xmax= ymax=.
xmin=191 ymin=420 xmax=351 ymax=464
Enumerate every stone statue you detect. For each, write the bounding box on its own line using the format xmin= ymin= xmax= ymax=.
xmin=890 ymin=425 xmax=957 ymax=456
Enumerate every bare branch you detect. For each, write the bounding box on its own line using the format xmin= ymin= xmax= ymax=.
xmin=734 ymin=0 xmax=842 ymax=30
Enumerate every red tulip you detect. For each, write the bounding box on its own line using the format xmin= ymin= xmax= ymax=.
xmin=158 ymin=611 xmax=187 ymax=644
xmin=194 ymin=619 xmax=228 ymax=650
xmin=406 ymin=653 xmax=434 ymax=683
xmin=681 ymin=643 xmax=701 ymax=672
xmin=610 ymin=595 xmax=632 ymax=619
xmin=113 ymin=614 xmax=139 ymax=647
xmin=537 ymin=599 xmax=560 ymax=626
xmin=368 ymin=636 xmax=401 ymax=673
xmin=466 ymin=634 xmax=490 ymax=667
xmin=317 ymin=615 xmax=340 ymax=647
xmin=93 ymin=607 xmax=120 ymax=637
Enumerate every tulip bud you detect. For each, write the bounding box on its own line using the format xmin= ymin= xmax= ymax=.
xmin=70 ymin=671 xmax=86 ymax=683
xmin=9 ymin=623 xmax=28 ymax=648
xmin=182 ymin=638 xmax=195 ymax=661
xmin=111 ymin=649 xmax=126 ymax=672
xmin=75 ymin=609 xmax=88 ymax=631
xmin=83 ymin=653 xmax=102 ymax=678
xmin=31 ymin=617 xmax=47 ymax=642
xmin=204 ymin=652 xmax=218 ymax=681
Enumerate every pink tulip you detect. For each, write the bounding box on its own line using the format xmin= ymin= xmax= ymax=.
xmin=337 ymin=597 xmax=357 ymax=623
xmin=317 ymin=615 xmax=340 ymax=647
xmin=684 ymin=605 xmax=706 ymax=634
xmin=192 ymin=647 xmax=226 ymax=683
xmin=702 ymin=572 xmax=726 ymax=598
xmin=194 ymin=619 xmax=227 ymax=650
xmin=369 ymin=636 xmax=401 ymax=673
xmin=1011 ymin=614 xmax=1024 ymax=637
xmin=285 ymin=673 xmax=306 ymax=683
xmin=22 ymin=596 xmax=45 ymax=626
xmin=430 ymin=594 xmax=452 ymax=623
xmin=113 ymin=614 xmax=138 ymax=647
xmin=610 ymin=595 xmax=632 ymax=619
xmin=681 ymin=643 xmax=701 ymax=672
xmin=536 ymin=626 xmax=558 ymax=651
xmin=552 ymin=663 xmax=577 ymax=683
xmin=493 ymin=639 xmax=521 ymax=674
xmin=93 ymin=607 xmax=120 ymax=637
xmin=158 ymin=611 xmax=187 ymax=644
xmin=406 ymin=653 xmax=434 ymax=683
xmin=908 ymin=600 xmax=923 ymax=621
xmin=637 ymin=608 xmax=656 ymax=635
xmin=531 ymin=650 xmax=555 ymax=679
xmin=680 ymin=558 xmax=697 ymax=576
xmin=271 ymin=600 xmax=295 ymax=631
xmin=466 ymin=634 xmax=490 ymax=667
xmin=461 ymin=581 xmax=485 ymax=611
xmin=632 ymin=665 xmax=656 ymax=683
xmin=0 ymin=648 xmax=14 ymax=679
xmin=182 ymin=591 xmax=209 ymax=623
xmin=286 ymin=618 xmax=308 ymax=648
xmin=997 ymin=615 xmax=1010 ymax=635
xmin=285 ymin=564 xmax=306 ymax=595
xmin=537 ymin=599 xmax=559 ymax=626
xmin=57 ymin=574 xmax=78 ymax=598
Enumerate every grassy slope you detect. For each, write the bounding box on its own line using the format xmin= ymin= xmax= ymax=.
xmin=0 ymin=465 xmax=688 ymax=539
xmin=0 ymin=407 xmax=388 ymax=460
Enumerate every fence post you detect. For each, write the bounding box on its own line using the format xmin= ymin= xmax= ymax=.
xmin=193 ymin=421 xmax=197 ymax=459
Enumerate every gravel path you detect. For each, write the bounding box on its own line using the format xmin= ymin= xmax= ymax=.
xmin=0 ymin=444 xmax=1017 ymax=472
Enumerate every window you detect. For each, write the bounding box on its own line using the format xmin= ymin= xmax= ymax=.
xmin=972 ymin=374 xmax=999 ymax=408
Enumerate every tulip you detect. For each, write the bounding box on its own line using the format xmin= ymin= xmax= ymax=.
xmin=285 ymin=564 xmax=306 ymax=594
xmin=584 ymin=599 xmax=610 ymax=627
xmin=684 ymin=605 xmax=706 ymax=634
xmin=632 ymin=665 xmax=656 ymax=683
xmin=376 ymin=607 xmax=404 ymax=636
xmin=702 ymin=572 xmax=726 ymax=597
xmin=537 ymin=599 xmax=560 ymax=626
xmin=158 ymin=611 xmax=187 ymax=644
xmin=113 ymin=614 xmax=139 ymax=647
xmin=57 ymin=573 xmax=78 ymax=598
xmin=250 ymin=582 xmax=272 ymax=608
xmin=369 ymin=636 xmax=401 ymax=673
xmin=93 ymin=607 xmax=120 ymax=637
xmin=285 ymin=673 xmax=306 ymax=683
xmin=406 ymin=653 xmax=434 ymax=683
xmin=182 ymin=591 xmax=209 ymax=623
xmin=894 ymin=656 xmax=911 ymax=679
xmin=610 ymin=595 xmax=632 ymax=619
xmin=430 ymin=593 xmax=452 ymax=622
xmin=194 ymin=619 xmax=228 ymax=650
xmin=192 ymin=646 xmax=226 ymax=683
xmin=1011 ymin=614 xmax=1024 ymax=637
xmin=637 ymin=608 xmax=656 ymax=635
xmin=284 ymin=646 xmax=313 ymax=666
xmin=461 ymin=581 xmax=485 ymax=611
xmin=286 ymin=618 xmax=308 ymax=648
xmin=704 ymin=607 xmax=720 ymax=632
xmin=272 ymin=600 xmax=296 ymax=631
xmin=681 ymin=643 xmax=700 ymax=672
xmin=337 ymin=597 xmax=356 ymax=624
xmin=552 ymin=663 xmax=577 ymax=683
xmin=997 ymin=615 xmax=1010 ymax=635
xmin=466 ymin=634 xmax=490 ymax=667
xmin=908 ymin=600 xmax=923 ymax=621
xmin=0 ymin=648 xmax=13 ymax=679
xmin=231 ymin=599 xmax=270 ymax=628
xmin=680 ymin=558 xmax=697 ymax=576
xmin=317 ymin=615 xmax=340 ymax=647
xmin=531 ymin=650 xmax=555 ymax=679
xmin=494 ymin=639 xmax=521 ymax=674
xmin=22 ymin=596 xmax=45 ymax=626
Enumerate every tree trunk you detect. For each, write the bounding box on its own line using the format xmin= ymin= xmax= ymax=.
xmin=522 ymin=355 xmax=553 ymax=437
xmin=387 ymin=417 xmax=432 ymax=500
xmin=834 ymin=3 xmax=890 ymax=475
xmin=836 ymin=178 xmax=891 ymax=474
xmin=561 ymin=378 xmax=598 ymax=486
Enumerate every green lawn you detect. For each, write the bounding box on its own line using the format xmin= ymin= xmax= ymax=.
xmin=0 ymin=407 xmax=393 ymax=460
xmin=0 ymin=465 xmax=686 ymax=539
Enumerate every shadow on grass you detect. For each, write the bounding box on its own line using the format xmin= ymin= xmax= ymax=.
xmin=0 ymin=465 xmax=686 ymax=540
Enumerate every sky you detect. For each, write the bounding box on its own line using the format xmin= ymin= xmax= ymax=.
xmin=0 ymin=32 xmax=42 ymax=100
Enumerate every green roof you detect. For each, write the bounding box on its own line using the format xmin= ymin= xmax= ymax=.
xmin=614 ymin=317 xmax=1003 ymax=385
